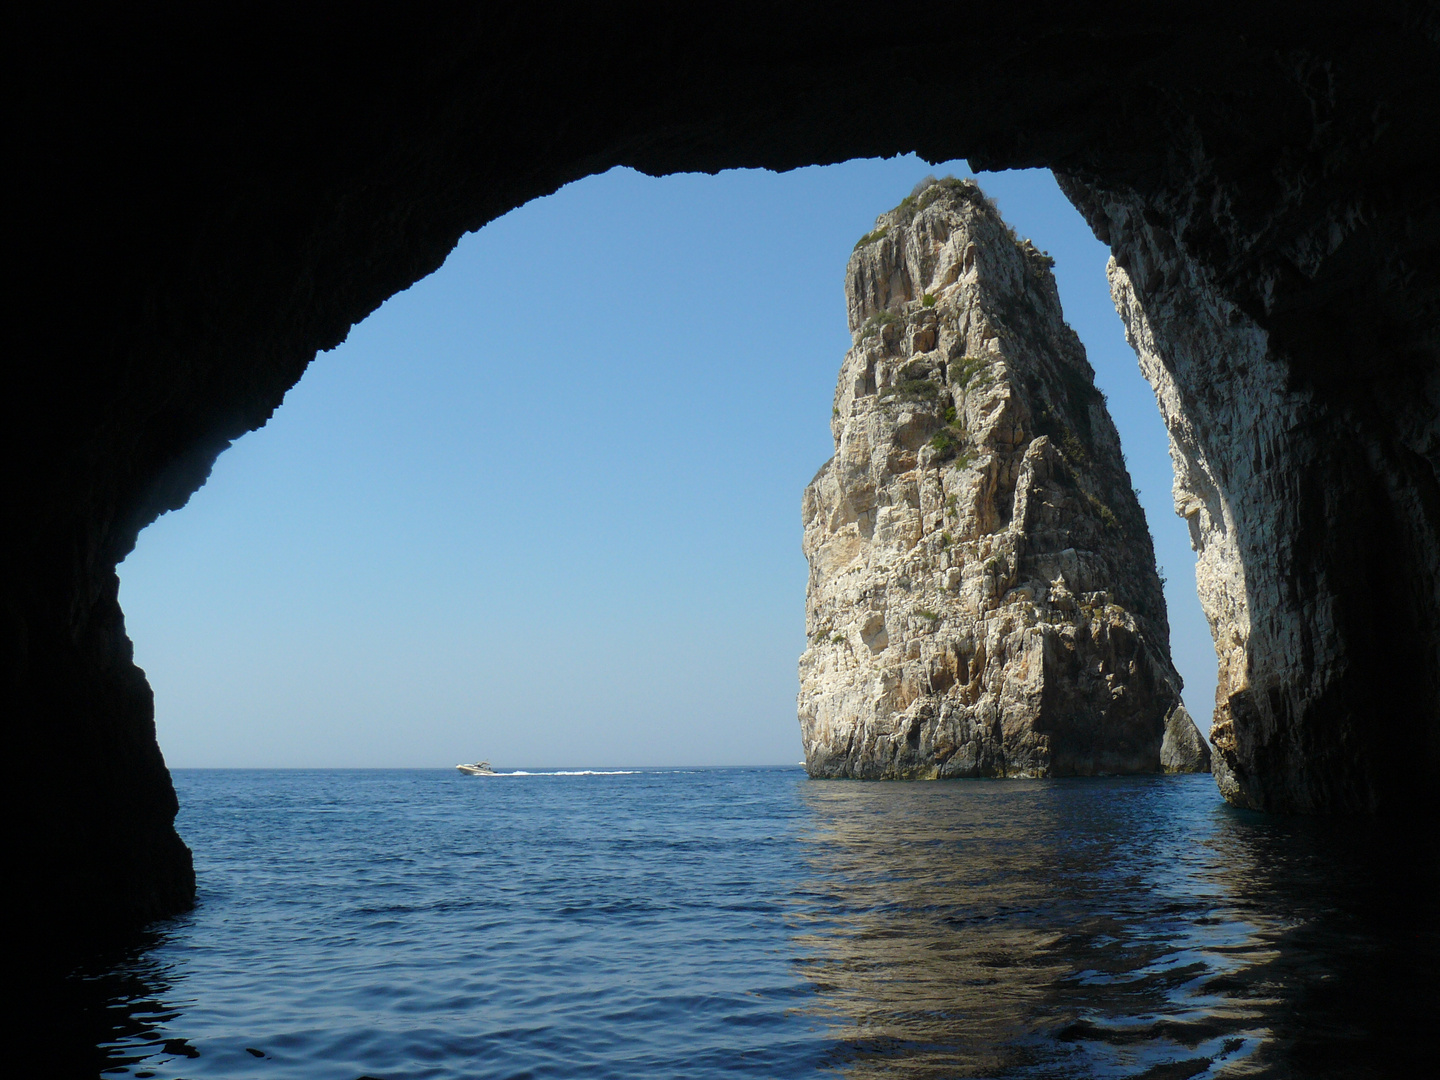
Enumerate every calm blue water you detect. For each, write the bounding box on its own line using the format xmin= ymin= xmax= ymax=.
xmin=58 ymin=769 xmax=1437 ymax=1078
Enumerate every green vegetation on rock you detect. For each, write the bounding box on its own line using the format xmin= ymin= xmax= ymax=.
xmin=951 ymin=355 xmax=990 ymax=388
xmin=853 ymin=226 xmax=888 ymax=250
xmin=879 ymin=378 xmax=940 ymax=402
xmin=859 ymin=310 xmax=899 ymax=339
xmin=1086 ymin=491 xmax=1120 ymax=531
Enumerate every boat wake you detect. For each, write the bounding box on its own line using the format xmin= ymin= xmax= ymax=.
xmin=499 ymin=770 xmax=639 ymax=776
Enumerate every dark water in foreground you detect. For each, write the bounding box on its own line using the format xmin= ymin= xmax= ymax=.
xmin=53 ymin=769 xmax=1438 ymax=1078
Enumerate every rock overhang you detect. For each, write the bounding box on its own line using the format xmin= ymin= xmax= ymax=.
xmin=9 ymin=4 xmax=1439 ymax=945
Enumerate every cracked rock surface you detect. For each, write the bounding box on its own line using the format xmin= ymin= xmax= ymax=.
xmin=799 ymin=180 xmax=1209 ymax=778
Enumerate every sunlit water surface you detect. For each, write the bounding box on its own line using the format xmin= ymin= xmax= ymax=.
xmin=55 ymin=769 xmax=1437 ymax=1078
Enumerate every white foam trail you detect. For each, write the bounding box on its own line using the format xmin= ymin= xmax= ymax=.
xmin=494 ymin=770 xmax=639 ymax=776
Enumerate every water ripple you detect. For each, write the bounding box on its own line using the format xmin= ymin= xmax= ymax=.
xmin=48 ymin=768 xmax=1439 ymax=1078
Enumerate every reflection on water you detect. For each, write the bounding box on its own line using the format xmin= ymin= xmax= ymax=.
xmin=35 ymin=929 xmax=193 ymax=1078
xmin=42 ymin=770 xmax=1439 ymax=1078
xmin=792 ymin=775 xmax=1439 ymax=1078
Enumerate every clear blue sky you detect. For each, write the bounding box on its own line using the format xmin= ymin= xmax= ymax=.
xmin=119 ymin=157 xmax=1217 ymax=768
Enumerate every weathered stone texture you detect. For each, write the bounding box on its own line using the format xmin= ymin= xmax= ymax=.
xmin=1071 ymin=176 xmax=1440 ymax=812
xmin=1162 ymin=703 xmax=1213 ymax=774
xmin=799 ymin=181 xmax=1208 ymax=778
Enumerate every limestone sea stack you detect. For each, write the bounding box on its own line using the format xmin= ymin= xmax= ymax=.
xmin=799 ymin=178 xmax=1210 ymax=778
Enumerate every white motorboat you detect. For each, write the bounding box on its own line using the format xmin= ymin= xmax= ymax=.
xmin=456 ymin=760 xmax=497 ymax=776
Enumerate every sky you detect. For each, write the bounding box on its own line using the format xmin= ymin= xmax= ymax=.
xmin=119 ymin=157 xmax=1218 ymax=768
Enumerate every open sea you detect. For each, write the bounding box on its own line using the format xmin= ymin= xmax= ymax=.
xmin=53 ymin=768 xmax=1438 ymax=1079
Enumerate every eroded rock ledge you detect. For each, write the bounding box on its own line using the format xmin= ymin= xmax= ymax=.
xmin=799 ymin=180 xmax=1208 ymax=779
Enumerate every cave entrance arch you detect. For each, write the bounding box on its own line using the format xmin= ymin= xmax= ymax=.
xmin=118 ymin=161 xmax=1217 ymax=774
xmin=15 ymin=7 xmax=1438 ymax=941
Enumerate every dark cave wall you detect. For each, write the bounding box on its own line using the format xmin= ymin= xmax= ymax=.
xmin=8 ymin=3 xmax=1439 ymax=937
xmin=1066 ymin=177 xmax=1440 ymax=813
xmin=1048 ymin=9 xmax=1440 ymax=809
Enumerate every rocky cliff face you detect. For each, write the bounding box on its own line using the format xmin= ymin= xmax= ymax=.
xmin=1062 ymin=175 xmax=1440 ymax=813
xmin=799 ymin=180 xmax=1208 ymax=778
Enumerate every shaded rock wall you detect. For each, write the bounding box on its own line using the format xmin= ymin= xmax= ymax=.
xmin=1064 ymin=185 xmax=1440 ymax=812
xmin=800 ymin=180 xmax=1206 ymax=778
xmin=9 ymin=4 xmax=1438 ymax=940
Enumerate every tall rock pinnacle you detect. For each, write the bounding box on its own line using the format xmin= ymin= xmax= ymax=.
xmin=799 ymin=178 xmax=1210 ymax=778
